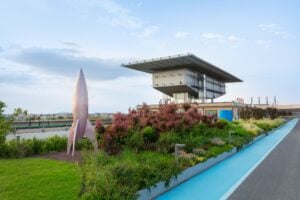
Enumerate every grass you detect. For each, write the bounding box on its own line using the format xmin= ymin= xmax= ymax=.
xmin=0 ymin=158 xmax=80 ymax=200
xmin=80 ymin=149 xmax=180 ymax=200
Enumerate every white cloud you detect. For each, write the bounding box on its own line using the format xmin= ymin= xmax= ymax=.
xmin=227 ymin=35 xmax=243 ymax=42
xmin=100 ymin=14 xmax=143 ymax=29
xmin=201 ymin=33 xmax=245 ymax=47
xmin=69 ymin=0 xmax=158 ymax=32
xmin=131 ymin=25 xmax=160 ymax=38
xmin=259 ymin=23 xmax=280 ymax=31
xmin=0 ymin=45 xmax=162 ymax=114
xmin=255 ymin=40 xmax=272 ymax=48
xmin=201 ymin=33 xmax=225 ymax=41
xmin=174 ymin=31 xmax=189 ymax=39
xmin=94 ymin=0 xmax=160 ymax=37
xmin=259 ymin=23 xmax=291 ymax=39
xmin=0 ymin=58 xmax=160 ymax=114
xmin=2 ymin=46 xmax=136 ymax=80
xmin=60 ymin=41 xmax=80 ymax=47
xmin=93 ymin=0 xmax=143 ymax=29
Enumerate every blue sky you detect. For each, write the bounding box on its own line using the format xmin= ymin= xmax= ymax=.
xmin=0 ymin=0 xmax=299 ymax=114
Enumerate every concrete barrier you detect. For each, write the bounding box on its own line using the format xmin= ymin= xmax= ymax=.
xmin=137 ymin=121 xmax=289 ymax=200
xmin=137 ymin=148 xmax=237 ymax=200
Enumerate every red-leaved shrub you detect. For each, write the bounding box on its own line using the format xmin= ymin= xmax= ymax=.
xmin=103 ymin=127 xmax=122 ymax=155
xmin=182 ymin=107 xmax=202 ymax=129
xmin=95 ymin=119 xmax=105 ymax=135
xmin=103 ymin=102 xmax=216 ymax=154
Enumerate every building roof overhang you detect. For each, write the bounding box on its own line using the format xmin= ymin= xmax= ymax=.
xmin=122 ymin=53 xmax=242 ymax=83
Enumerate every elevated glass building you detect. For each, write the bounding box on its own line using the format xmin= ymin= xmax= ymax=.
xmin=123 ymin=53 xmax=242 ymax=103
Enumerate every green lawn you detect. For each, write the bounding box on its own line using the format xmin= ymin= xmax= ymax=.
xmin=0 ymin=158 xmax=80 ymax=200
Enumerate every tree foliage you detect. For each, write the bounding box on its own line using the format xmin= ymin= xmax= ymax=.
xmin=13 ymin=107 xmax=28 ymax=117
xmin=240 ymin=106 xmax=280 ymax=120
xmin=0 ymin=101 xmax=12 ymax=144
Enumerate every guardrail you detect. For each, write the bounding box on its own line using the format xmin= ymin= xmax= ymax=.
xmin=12 ymin=119 xmax=112 ymax=130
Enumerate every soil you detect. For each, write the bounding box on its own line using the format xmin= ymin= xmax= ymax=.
xmin=37 ymin=150 xmax=82 ymax=163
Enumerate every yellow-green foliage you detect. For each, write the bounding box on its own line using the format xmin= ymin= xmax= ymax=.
xmin=237 ymin=120 xmax=263 ymax=136
xmin=237 ymin=118 xmax=285 ymax=135
xmin=250 ymin=118 xmax=285 ymax=132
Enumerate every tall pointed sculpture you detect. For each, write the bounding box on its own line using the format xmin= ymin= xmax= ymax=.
xmin=67 ymin=69 xmax=98 ymax=156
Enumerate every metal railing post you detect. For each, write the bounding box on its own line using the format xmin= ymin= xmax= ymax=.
xmin=175 ymin=144 xmax=186 ymax=166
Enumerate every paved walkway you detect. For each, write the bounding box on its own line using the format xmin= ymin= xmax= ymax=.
xmin=229 ymin=118 xmax=300 ymax=200
xmin=156 ymin=119 xmax=298 ymax=200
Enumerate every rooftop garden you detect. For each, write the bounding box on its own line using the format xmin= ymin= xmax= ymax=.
xmin=79 ymin=103 xmax=285 ymax=199
xmin=0 ymin=101 xmax=287 ymax=199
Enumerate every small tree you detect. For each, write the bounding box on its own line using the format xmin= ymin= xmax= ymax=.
xmin=13 ymin=107 xmax=28 ymax=117
xmin=253 ymin=108 xmax=263 ymax=120
xmin=0 ymin=101 xmax=12 ymax=144
xmin=267 ymin=108 xmax=278 ymax=119
xmin=95 ymin=119 xmax=105 ymax=135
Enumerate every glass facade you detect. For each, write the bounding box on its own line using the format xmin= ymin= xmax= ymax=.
xmin=152 ymin=69 xmax=226 ymax=102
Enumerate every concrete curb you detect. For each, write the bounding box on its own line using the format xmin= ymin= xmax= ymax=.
xmin=137 ymin=148 xmax=237 ymax=200
xmin=137 ymin=120 xmax=289 ymax=200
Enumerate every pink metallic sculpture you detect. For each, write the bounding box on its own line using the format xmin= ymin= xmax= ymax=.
xmin=67 ymin=69 xmax=98 ymax=156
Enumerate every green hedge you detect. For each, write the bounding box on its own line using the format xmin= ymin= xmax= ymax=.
xmin=80 ymin=150 xmax=180 ymax=200
xmin=0 ymin=136 xmax=93 ymax=158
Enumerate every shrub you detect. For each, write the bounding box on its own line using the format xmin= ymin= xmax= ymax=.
xmin=240 ymin=107 xmax=252 ymax=120
xmin=142 ymin=126 xmax=158 ymax=143
xmin=190 ymin=123 xmax=207 ymax=136
xmin=206 ymin=145 xmax=233 ymax=158
xmin=79 ymin=150 xmax=180 ymax=200
xmin=111 ymin=113 xmax=130 ymax=137
xmin=253 ymin=118 xmax=285 ymax=131
xmin=201 ymin=115 xmax=216 ymax=127
xmin=0 ymin=101 xmax=12 ymax=145
xmin=94 ymin=119 xmax=105 ymax=139
xmin=240 ymin=107 xmax=279 ymax=120
xmin=214 ymin=119 xmax=229 ymax=129
xmin=157 ymin=131 xmax=180 ymax=153
xmin=43 ymin=135 xmax=67 ymax=152
xmin=155 ymin=103 xmax=181 ymax=132
xmin=103 ymin=112 xmax=131 ymax=155
xmin=181 ymin=107 xmax=202 ymax=129
xmin=210 ymin=137 xmax=225 ymax=146
xmin=103 ymin=131 xmax=122 ymax=155
xmin=76 ymin=138 xmax=93 ymax=150
xmin=0 ymin=136 xmax=67 ymax=158
xmin=125 ymin=128 xmax=143 ymax=152
xmin=237 ymin=121 xmax=263 ymax=136
xmin=182 ymin=103 xmax=191 ymax=111
xmin=182 ymin=134 xmax=203 ymax=153
xmin=266 ymin=108 xmax=278 ymax=119
xmin=127 ymin=108 xmax=140 ymax=128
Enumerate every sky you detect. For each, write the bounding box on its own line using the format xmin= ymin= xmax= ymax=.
xmin=0 ymin=0 xmax=299 ymax=114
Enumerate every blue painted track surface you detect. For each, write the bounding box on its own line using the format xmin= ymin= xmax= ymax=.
xmin=157 ymin=119 xmax=298 ymax=200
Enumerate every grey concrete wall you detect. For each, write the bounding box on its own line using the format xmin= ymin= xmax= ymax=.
xmin=137 ymin=148 xmax=237 ymax=200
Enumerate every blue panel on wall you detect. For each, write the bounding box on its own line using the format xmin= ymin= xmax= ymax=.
xmin=219 ymin=110 xmax=233 ymax=121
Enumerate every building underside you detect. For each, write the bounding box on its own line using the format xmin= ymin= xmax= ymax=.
xmin=123 ymin=54 xmax=242 ymax=103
